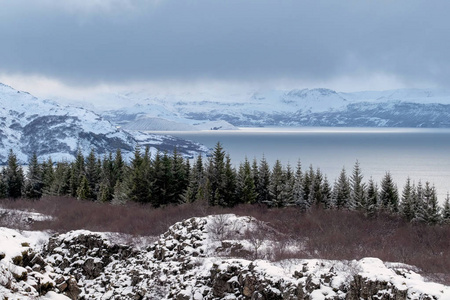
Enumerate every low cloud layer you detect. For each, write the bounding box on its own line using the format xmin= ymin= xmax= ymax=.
xmin=1 ymin=0 xmax=449 ymax=92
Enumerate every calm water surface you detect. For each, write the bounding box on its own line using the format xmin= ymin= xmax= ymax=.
xmin=155 ymin=127 xmax=450 ymax=202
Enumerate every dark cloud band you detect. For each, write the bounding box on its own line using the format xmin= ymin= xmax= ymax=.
xmin=1 ymin=0 xmax=449 ymax=87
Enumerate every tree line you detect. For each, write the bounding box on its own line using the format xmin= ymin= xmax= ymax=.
xmin=1 ymin=143 xmax=449 ymax=225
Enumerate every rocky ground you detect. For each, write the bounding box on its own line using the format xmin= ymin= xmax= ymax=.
xmin=0 ymin=213 xmax=449 ymax=299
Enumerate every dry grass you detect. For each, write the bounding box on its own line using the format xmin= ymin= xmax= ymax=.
xmin=0 ymin=197 xmax=449 ymax=284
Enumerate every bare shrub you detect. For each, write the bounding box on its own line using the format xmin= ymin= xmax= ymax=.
xmin=244 ymin=218 xmax=273 ymax=259
xmin=208 ymin=214 xmax=241 ymax=241
xmin=1 ymin=197 xmax=449 ymax=284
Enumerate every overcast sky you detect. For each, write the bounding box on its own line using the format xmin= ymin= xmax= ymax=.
xmin=1 ymin=0 xmax=449 ymax=99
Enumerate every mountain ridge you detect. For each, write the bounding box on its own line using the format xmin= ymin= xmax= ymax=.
xmin=0 ymin=84 xmax=208 ymax=164
xmin=97 ymin=87 xmax=450 ymax=129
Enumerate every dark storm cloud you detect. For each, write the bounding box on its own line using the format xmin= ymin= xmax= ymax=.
xmin=1 ymin=0 xmax=450 ymax=87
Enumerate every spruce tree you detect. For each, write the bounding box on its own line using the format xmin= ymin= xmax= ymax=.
xmin=127 ymin=146 xmax=151 ymax=204
xmin=50 ymin=161 xmax=71 ymax=196
xmin=185 ymin=155 xmax=204 ymax=203
xmin=4 ymin=149 xmax=24 ymax=199
xmin=282 ymin=163 xmax=295 ymax=206
xmin=113 ymin=148 xmax=125 ymax=183
xmin=171 ymin=149 xmax=189 ymax=204
xmin=333 ymin=167 xmax=350 ymax=209
xmin=70 ymin=149 xmax=85 ymax=197
xmin=365 ymin=177 xmax=378 ymax=216
xmin=41 ymin=158 xmax=55 ymax=195
xmin=85 ymin=149 xmax=101 ymax=200
xmin=269 ymin=159 xmax=285 ymax=207
xmin=400 ymin=177 xmax=415 ymax=221
xmin=207 ymin=142 xmax=226 ymax=206
xmin=349 ymin=160 xmax=366 ymax=210
xmin=321 ymin=175 xmax=333 ymax=209
xmin=237 ymin=158 xmax=257 ymax=204
xmin=379 ymin=172 xmax=399 ymax=212
xmin=293 ymin=160 xmax=308 ymax=210
xmin=76 ymin=175 xmax=92 ymax=200
xmin=252 ymin=158 xmax=260 ymax=195
xmin=24 ymin=152 xmax=43 ymax=199
xmin=302 ymin=165 xmax=313 ymax=201
xmin=0 ymin=171 xmax=6 ymax=198
xmin=256 ymin=156 xmax=271 ymax=204
xmin=112 ymin=180 xmax=128 ymax=205
xmin=416 ymin=182 xmax=441 ymax=225
xmin=442 ymin=193 xmax=450 ymax=224
xmin=311 ymin=168 xmax=324 ymax=207
xmin=223 ymin=155 xmax=238 ymax=207
xmin=98 ymin=153 xmax=115 ymax=202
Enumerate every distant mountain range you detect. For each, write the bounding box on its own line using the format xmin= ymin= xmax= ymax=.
xmin=0 ymin=83 xmax=208 ymax=164
xmin=99 ymin=87 xmax=450 ymax=129
xmin=2 ymin=83 xmax=450 ymax=163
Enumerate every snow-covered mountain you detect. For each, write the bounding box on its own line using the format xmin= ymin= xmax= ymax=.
xmin=0 ymin=83 xmax=208 ymax=164
xmin=0 ymin=213 xmax=448 ymax=299
xmin=97 ymin=87 xmax=450 ymax=129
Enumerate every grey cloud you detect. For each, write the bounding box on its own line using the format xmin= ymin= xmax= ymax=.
xmin=1 ymin=0 xmax=450 ymax=88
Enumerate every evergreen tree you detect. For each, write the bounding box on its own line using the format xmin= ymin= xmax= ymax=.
xmin=3 ymin=149 xmax=25 ymax=199
xmin=310 ymin=168 xmax=324 ymax=207
xmin=269 ymin=159 xmax=285 ymax=207
xmin=333 ymin=167 xmax=350 ymax=209
xmin=41 ymin=158 xmax=55 ymax=195
xmin=415 ymin=182 xmax=441 ymax=225
xmin=442 ymin=193 xmax=450 ymax=224
xmin=293 ymin=160 xmax=308 ymax=210
xmin=252 ymin=158 xmax=260 ymax=195
xmin=0 ymin=171 xmax=6 ymax=198
xmin=158 ymin=151 xmax=176 ymax=206
xmin=379 ymin=172 xmax=399 ymax=212
xmin=400 ymin=177 xmax=415 ymax=221
xmin=113 ymin=148 xmax=125 ymax=183
xmin=237 ymin=158 xmax=257 ymax=204
xmin=321 ymin=176 xmax=333 ymax=209
xmin=222 ymin=155 xmax=238 ymax=207
xmin=256 ymin=156 xmax=271 ymax=204
xmin=171 ymin=149 xmax=189 ymax=204
xmin=50 ymin=161 xmax=71 ymax=196
xmin=70 ymin=149 xmax=85 ymax=197
xmin=365 ymin=177 xmax=378 ymax=216
xmin=302 ymin=165 xmax=313 ymax=201
xmin=97 ymin=153 xmax=115 ymax=202
xmin=282 ymin=163 xmax=295 ymax=206
xmin=207 ymin=142 xmax=226 ymax=206
xmin=349 ymin=160 xmax=366 ymax=210
xmin=85 ymin=149 xmax=101 ymax=200
xmin=414 ymin=181 xmax=424 ymax=217
xmin=127 ymin=146 xmax=151 ymax=204
xmin=112 ymin=180 xmax=128 ymax=205
xmin=185 ymin=155 xmax=205 ymax=203
xmin=24 ymin=152 xmax=43 ymax=199
xmin=77 ymin=175 xmax=92 ymax=200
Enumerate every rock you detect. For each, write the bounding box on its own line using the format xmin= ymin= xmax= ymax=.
xmin=57 ymin=281 xmax=68 ymax=292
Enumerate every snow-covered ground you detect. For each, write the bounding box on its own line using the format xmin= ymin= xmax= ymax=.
xmin=0 ymin=212 xmax=448 ymax=299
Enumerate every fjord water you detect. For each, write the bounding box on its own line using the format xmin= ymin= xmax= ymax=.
xmin=161 ymin=127 xmax=450 ymax=203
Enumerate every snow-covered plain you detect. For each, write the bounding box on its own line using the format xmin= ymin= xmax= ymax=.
xmin=0 ymin=213 xmax=448 ymax=299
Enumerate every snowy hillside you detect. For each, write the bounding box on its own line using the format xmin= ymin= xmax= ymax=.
xmin=98 ymin=87 xmax=450 ymax=129
xmin=0 ymin=214 xmax=448 ymax=299
xmin=0 ymin=83 xmax=208 ymax=163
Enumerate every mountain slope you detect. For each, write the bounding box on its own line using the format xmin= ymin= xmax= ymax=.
xmin=99 ymin=88 xmax=450 ymax=129
xmin=0 ymin=83 xmax=208 ymax=163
